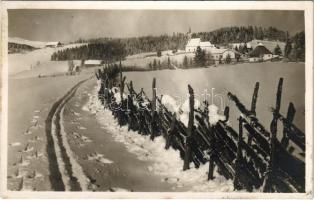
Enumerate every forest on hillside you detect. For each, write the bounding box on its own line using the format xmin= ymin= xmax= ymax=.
xmin=51 ymin=41 xmax=126 ymax=61
xmin=76 ymin=33 xmax=189 ymax=55
xmin=192 ymin=26 xmax=288 ymax=44
xmin=51 ymin=26 xmax=305 ymax=62
xmin=8 ymin=43 xmax=37 ymax=54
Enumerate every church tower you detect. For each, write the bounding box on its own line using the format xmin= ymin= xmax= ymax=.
xmin=187 ymin=26 xmax=192 ymax=40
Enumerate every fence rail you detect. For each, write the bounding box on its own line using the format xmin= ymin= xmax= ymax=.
xmin=95 ymin=65 xmax=305 ymax=193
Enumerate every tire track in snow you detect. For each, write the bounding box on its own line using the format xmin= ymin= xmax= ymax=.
xmin=45 ymin=78 xmax=90 ymax=191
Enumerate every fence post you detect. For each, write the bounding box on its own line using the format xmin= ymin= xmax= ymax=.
xmin=281 ymin=102 xmax=295 ymax=149
xmin=250 ymin=82 xmax=260 ymax=116
xmin=150 ymin=78 xmax=157 ymax=140
xmin=223 ymin=106 xmax=230 ymax=122
xmin=248 ymin=82 xmax=259 ymax=146
xmin=208 ymin=156 xmax=215 ymax=180
xmin=165 ymin=113 xmax=176 ymax=149
xmin=234 ymin=116 xmax=244 ymax=190
xmin=183 ymin=84 xmax=194 ymax=171
xmin=263 ymin=77 xmax=283 ymax=192
xmin=118 ymin=62 xmax=126 ymax=125
xmin=129 ymin=81 xmax=134 ymax=97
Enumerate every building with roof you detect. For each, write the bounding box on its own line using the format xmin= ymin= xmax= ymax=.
xmin=210 ymin=48 xmax=241 ymax=64
xmin=84 ymin=60 xmax=103 ymax=67
xmin=248 ymin=39 xmax=285 ymax=55
xmin=210 ymin=48 xmax=241 ymax=63
xmin=230 ymin=42 xmax=252 ymax=50
xmin=185 ymin=38 xmax=215 ymax=52
xmin=249 ymin=43 xmax=272 ymax=57
xmin=249 ymin=43 xmax=275 ymax=62
xmin=45 ymin=42 xmax=62 ymax=48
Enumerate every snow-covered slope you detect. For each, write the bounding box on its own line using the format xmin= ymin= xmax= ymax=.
xmin=9 ymin=43 xmax=86 ymax=76
xmin=9 ymin=37 xmax=47 ymax=49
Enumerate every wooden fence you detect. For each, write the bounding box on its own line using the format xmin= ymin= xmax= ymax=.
xmin=95 ymin=65 xmax=305 ymax=193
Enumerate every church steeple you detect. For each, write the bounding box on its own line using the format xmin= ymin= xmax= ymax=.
xmin=187 ymin=26 xmax=192 ymax=40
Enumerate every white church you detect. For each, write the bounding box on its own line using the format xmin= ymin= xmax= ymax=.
xmin=185 ymin=38 xmax=216 ymax=52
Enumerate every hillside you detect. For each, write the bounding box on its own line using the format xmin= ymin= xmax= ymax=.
xmin=192 ymin=26 xmax=287 ymax=44
xmin=9 ymin=37 xmax=47 ymax=49
xmin=9 ymin=43 xmax=86 ymax=76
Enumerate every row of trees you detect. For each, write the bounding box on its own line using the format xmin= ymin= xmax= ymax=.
xmin=51 ymin=40 xmax=126 ymax=61
xmin=192 ymin=26 xmax=287 ymax=44
xmin=147 ymin=57 xmax=176 ymax=70
xmin=285 ymin=31 xmax=305 ymax=62
xmin=8 ymin=43 xmax=37 ymax=54
xmin=75 ymin=33 xmax=189 ymax=56
xmin=272 ymin=30 xmax=305 ymax=61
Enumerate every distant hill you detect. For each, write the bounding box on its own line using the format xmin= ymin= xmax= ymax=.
xmin=9 ymin=37 xmax=47 ymax=49
xmin=8 ymin=42 xmax=37 ymax=54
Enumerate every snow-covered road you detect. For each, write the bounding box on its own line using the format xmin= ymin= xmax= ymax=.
xmin=60 ymin=78 xmax=234 ymax=192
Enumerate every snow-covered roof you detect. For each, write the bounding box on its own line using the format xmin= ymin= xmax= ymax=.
xmin=210 ymin=48 xmax=241 ymax=55
xmin=200 ymin=41 xmax=213 ymax=47
xmin=257 ymin=42 xmax=264 ymax=46
xmin=186 ymin=38 xmax=201 ymax=47
xmin=249 ymin=39 xmax=285 ymax=54
xmin=231 ymin=42 xmax=252 ymax=49
xmin=46 ymin=42 xmax=61 ymax=46
xmin=85 ymin=60 xmax=102 ymax=65
xmin=210 ymin=48 xmax=227 ymax=54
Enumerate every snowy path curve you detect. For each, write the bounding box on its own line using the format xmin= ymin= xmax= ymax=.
xmin=45 ymin=78 xmax=90 ymax=191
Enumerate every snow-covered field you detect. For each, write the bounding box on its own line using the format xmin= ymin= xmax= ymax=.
xmin=122 ymin=51 xmax=194 ymax=69
xmin=9 ymin=42 xmax=86 ymax=76
xmin=124 ymin=62 xmax=305 ymax=134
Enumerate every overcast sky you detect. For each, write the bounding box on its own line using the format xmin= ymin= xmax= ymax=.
xmin=8 ymin=10 xmax=304 ymax=43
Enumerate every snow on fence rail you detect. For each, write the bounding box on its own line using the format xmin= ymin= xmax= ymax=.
xmin=95 ymin=64 xmax=305 ymax=193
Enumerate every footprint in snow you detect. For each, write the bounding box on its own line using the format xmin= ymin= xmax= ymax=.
xmin=26 ymin=150 xmax=43 ymax=159
xmin=14 ymin=156 xmax=30 ymax=167
xmin=9 ymin=142 xmax=21 ymax=147
xmin=109 ymin=187 xmax=132 ymax=192
xmin=29 ymin=136 xmax=42 ymax=143
xmin=31 ymin=119 xmax=38 ymax=123
xmin=81 ymin=135 xmax=92 ymax=143
xmin=163 ymin=177 xmax=180 ymax=184
xmin=74 ymin=112 xmax=81 ymax=116
xmin=86 ymin=153 xmax=113 ymax=164
xmin=24 ymin=130 xmax=32 ymax=135
xmin=27 ymin=171 xmax=43 ymax=179
xmin=72 ymin=132 xmax=81 ymax=138
xmin=19 ymin=143 xmax=33 ymax=153
xmin=7 ymin=168 xmax=27 ymax=179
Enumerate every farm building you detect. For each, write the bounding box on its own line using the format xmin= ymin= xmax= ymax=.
xmin=249 ymin=43 xmax=273 ymax=62
xmin=46 ymin=42 xmax=62 ymax=48
xmin=210 ymin=48 xmax=241 ymax=62
xmin=185 ymin=38 xmax=215 ymax=52
xmin=230 ymin=42 xmax=252 ymax=50
xmin=84 ymin=60 xmax=103 ymax=67
xmin=248 ymin=57 xmax=262 ymax=62
xmin=248 ymin=39 xmax=285 ymax=55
